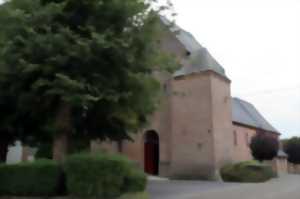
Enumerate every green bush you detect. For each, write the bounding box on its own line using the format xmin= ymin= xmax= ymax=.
xmin=220 ymin=161 xmax=276 ymax=183
xmin=0 ymin=159 xmax=64 ymax=196
xmin=35 ymin=144 xmax=52 ymax=159
xmin=119 ymin=192 xmax=149 ymax=199
xmin=122 ymin=166 xmax=147 ymax=193
xmin=64 ymin=153 xmax=147 ymax=199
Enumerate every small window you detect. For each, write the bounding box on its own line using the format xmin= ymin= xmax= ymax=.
xmin=234 ymin=131 xmax=238 ymax=146
xmin=163 ymin=82 xmax=171 ymax=95
xmin=245 ymin=133 xmax=249 ymax=146
xmin=163 ymin=83 xmax=168 ymax=92
xmin=117 ymin=141 xmax=123 ymax=153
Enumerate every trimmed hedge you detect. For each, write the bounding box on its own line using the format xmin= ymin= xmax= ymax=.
xmin=35 ymin=144 xmax=52 ymax=159
xmin=221 ymin=161 xmax=276 ymax=183
xmin=0 ymin=153 xmax=146 ymax=197
xmin=0 ymin=159 xmax=64 ymax=196
xmin=119 ymin=192 xmax=149 ymax=199
xmin=64 ymin=153 xmax=146 ymax=199
xmin=122 ymin=166 xmax=147 ymax=193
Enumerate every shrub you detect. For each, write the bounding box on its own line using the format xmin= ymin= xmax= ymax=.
xmin=122 ymin=166 xmax=147 ymax=193
xmin=220 ymin=161 xmax=276 ymax=183
xmin=283 ymin=137 xmax=300 ymax=164
xmin=35 ymin=143 xmax=52 ymax=159
xmin=64 ymin=153 xmax=147 ymax=199
xmin=120 ymin=192 xmax=149 ymax=199
xmin=250 ymin=133 xmax=279 ymax=162
xmin=0 ymin=159 xmax=64 ymax=196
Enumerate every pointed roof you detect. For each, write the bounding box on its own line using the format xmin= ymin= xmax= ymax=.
xmin=174 ymin=29 xmax=203 ymax=53
xmin=160 ymin=16 xmax=227 ymax=77
xmin=160 ymin=16 xmax=203 ymax=52
xmin=232 ymin=98 xmax=279 ymax=134
xmin=174 ymin=48 xmax=226 ymax=77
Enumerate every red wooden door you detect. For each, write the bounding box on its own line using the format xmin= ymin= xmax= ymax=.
xmin=145 ymin=143 xmax=155 ymax=174
xmin=144 ymin=131 xmax=159 ymax=175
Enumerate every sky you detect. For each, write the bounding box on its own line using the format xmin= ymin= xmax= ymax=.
xmin=164 ymin=0 xmax=300 ymax=138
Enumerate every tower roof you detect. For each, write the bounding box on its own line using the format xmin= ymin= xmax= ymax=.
xmin=174 ymin=48 xmax=226 ymax=77
xmin=160 ymin=16 xmax=226 ymax=77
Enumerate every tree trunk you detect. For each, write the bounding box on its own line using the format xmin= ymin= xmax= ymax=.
xmin=0 ymin=141 xmax=9 ymax=163
xmin=53 ymin=133 xmax=68 ymax=162
xmin=52 ymin=103 xmax=71 ymax=162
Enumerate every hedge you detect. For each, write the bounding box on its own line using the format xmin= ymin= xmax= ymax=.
xmin=64 ymin=153 xmax=146 ymax=199
xmin=0 ymin=159 xmax=64 ymax=196
xmin=119 ymin=192 xmax=149 ymax=199
xmin=220 ymin=161 xmax=276 ymax=183
xmin=122 ymin=166 xmax=147 ymax=193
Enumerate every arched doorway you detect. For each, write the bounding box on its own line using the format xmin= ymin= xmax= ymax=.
xmin=144 ymin=130 xmax=159 ymax=175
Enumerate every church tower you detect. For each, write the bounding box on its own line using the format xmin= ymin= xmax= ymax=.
xmin=159 ymin=18 xmax=235 ymax=179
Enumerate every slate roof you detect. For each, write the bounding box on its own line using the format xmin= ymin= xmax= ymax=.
xmin=160 ymin=17 xmax=227 ymax=77
xmin=174 ymin=29 xmax=203 ymax=53
xmin=232 ymin=98 xmax=279 ymax=134
xmin=174 ymin=48 xmax=226 ymax=77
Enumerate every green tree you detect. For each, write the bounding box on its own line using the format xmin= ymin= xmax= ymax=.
xmin=0 ymin=0 xmax=176 ymax=161
xmin=283 ymin=137 xmax=300 ymax=164
xmin=250 ymin=132 xmax=279 ymax=162
xmin=0 ymin=92 xmax=18 ymax=162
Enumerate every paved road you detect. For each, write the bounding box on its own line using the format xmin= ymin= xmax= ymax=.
xmin=147 ymin=175 xmax=300 ymax=199
xmin=147 ymin=179 xmax=236 ymax=199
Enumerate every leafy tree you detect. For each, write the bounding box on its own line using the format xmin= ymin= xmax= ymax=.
xmin=283 ymin=137 xmax=300 ymax=164
xmin=250 ymin=132 xmax=279 ymax=162
xmin=0 ymin=88 xmax=16 ymax=162
xmin=0 ymin=0 xmax=176 ymax=160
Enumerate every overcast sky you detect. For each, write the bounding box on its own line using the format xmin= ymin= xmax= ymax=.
xmin=166 ymin=0 xmax=300 ymax=138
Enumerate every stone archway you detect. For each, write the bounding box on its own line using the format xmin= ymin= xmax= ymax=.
xmin=144 ymin=130 xmax=159 ymax=175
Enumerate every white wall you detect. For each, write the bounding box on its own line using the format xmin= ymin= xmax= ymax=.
xmin=6 ymin=141 xmax=23 ymax=164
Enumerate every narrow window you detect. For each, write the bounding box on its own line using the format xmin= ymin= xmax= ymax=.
xmin=245 ymin=133 xmax=249 ymax=146
xmin=163 ymin=83 xmax=168 ymax=93
xmin=117 ymin=141 xmax=123 ymax=153
xmin=234 ymin=131 xmax=238 ymax=146
xmin=163 ymin=82 xmax=171 ymax=96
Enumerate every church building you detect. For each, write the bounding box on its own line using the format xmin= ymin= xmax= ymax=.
xmin=91 ymin=18 xmax=283 ymax=179
xmin=6 ymin=18 xmax=286 ymax=179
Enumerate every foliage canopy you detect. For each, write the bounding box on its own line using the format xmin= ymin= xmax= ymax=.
xmin=250 ymin=133 xmax=279 ymax=162
xmin=0 ymin=0 xmax=176 ymax=150
xmin=283 ymin=137 xmax=300 ymax=164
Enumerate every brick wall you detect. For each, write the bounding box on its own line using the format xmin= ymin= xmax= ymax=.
xmin=232 ymin=124 xmax=257 ymax=162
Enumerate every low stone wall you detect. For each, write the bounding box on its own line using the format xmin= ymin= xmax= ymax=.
xmin=288 ymin=163 xmax=300 ymax=174
xmin=265 ymin=157 xmax=288 ymax=176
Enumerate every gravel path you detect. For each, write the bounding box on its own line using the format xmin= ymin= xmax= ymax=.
xmin=147 ymin=175 xmax=300 ymax=199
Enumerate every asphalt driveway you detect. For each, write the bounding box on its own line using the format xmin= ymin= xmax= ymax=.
xmin=147 ymin=175 xmax=300 ymax=199
xmin=147 ymin=178 xmax=236 ymax=199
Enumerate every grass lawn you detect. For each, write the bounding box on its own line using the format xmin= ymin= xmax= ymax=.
xmin=119 ymin=192 xmax=149 ymax=199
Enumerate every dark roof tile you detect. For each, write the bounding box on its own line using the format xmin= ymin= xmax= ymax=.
xmin=160 ymin=16 xmax=227 ymax=78
xmin=232 ymin=98 xmax=279 ymax=133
